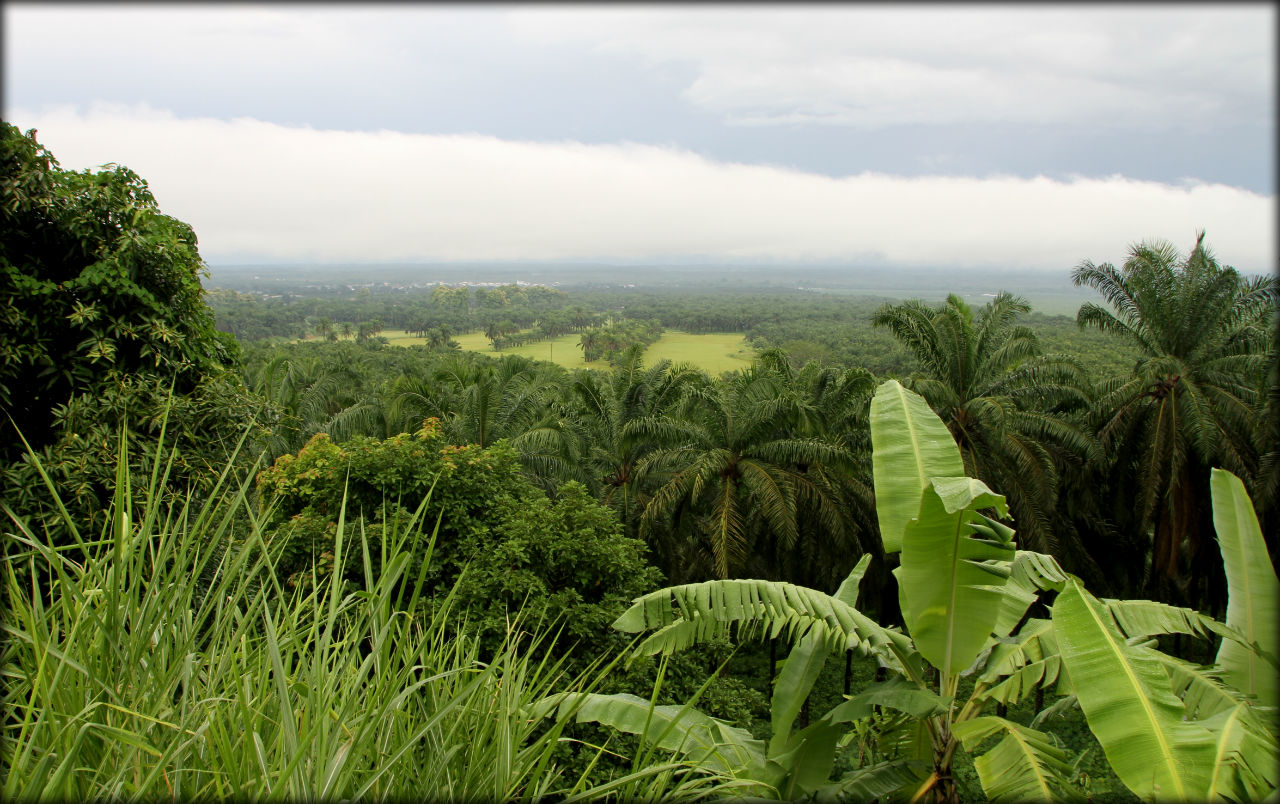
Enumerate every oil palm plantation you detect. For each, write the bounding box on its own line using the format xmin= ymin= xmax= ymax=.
xmin=872 ymin=292 xmax=1099 ymax=573
xmin=1073 ymin=232 xmax=1278 ymax=607
xmin=752 ymin=349 xmax=879 ymax=592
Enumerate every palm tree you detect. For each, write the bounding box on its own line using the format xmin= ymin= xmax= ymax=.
xmin=243 ymin=348 xmax=386 ymax=460
xmin=427 ymin=352 xmax=581 ymax=491
xmin=1073 ymin=232 xmax=1277 ymax=606
xmin=635 ymin=361 xmax=856 ymax=582
xmin=752 ymin=349 xmax=878 ymax=592
xmin=568 ymin=346 xmax=705 ymax=536
xmin=872 ymin=293 xmax=1099 ymax=569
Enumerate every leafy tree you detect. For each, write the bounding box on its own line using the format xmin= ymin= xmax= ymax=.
xmin=429 ymin=283 xmax=470 ymax=314
xmin=1 ymin=123 xmax=254 ymax=546
xmin=453 ymin=480 xmax=664 ymax=655
xmin=1073 ymin=233 xmax=1278 ymax=605
xmin=256 ymin=421 xmax=661 ymax=667
xmin=1 ymin=370 xmax=265 ymax=540
xmin=1 ymin=123 xmax=237 ymax=463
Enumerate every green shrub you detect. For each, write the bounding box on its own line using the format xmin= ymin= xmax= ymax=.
xmin=256 ymin=419 xmax=663 ymax=669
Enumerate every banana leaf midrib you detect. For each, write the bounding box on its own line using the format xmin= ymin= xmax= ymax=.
xmin=1067 ymin=582 xmax=1187 ymax=800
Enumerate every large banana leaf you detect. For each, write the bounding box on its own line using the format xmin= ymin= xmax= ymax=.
xmin=989 ymin=573 xmax=1038 ymax=640
xmin=1200 ymin=701 xmax=1280 ymax=801
xmin=1010 ymin=550 xmax=1068 ymax=592
xmin=1053 ymin=578 xmax=1217 ymax=801
xmin=1210 ymin=468 xmax=1280 ymax=707
xmin=894 ymin=476 xmax=1014 ymax=677
xmin=814 ymin=758 xmax=928 ymax=803
xmin=951 ymin=715 xmax=1079 ymax=803
xmin=986 ymin=550 xmax=1067 ymax=639
xmin=832 ymin=553 xmax=871 ymax=609
xmin=612 ymin=578 xmax=918 ymax=673
xmin=771 ymin=718 xmax=846 ymax=799
xmin=1104 ymin=598 xmax=1251 ymax=646
xmin=769 ymin=632 xmax=829 ymax=756
xmin=869 ymin=379 xmax=963 ymax=554
xmin=825 ymin=676 xmax=950 ymax=723
xmin=979 ymin=618 xmax=1070 ymax=705
xmin=1139 ymin=647 xmax=1244 ymax=721
xmin=540 ymin=692 xmax=764 ymax=777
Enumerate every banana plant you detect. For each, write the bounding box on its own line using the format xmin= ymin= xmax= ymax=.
xmin=1050 ymin=467 xmax=1279 ymax=802
xmin=538 ymin=381 xmax=1278 ymax=802
xmin=536 ymin=381 xmax=1069 ymax=801
xmin=534 ymin=554 xmax=935 ymax=800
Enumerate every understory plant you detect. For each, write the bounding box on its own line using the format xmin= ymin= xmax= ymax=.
xmin=539 ymin=380 xmax=1279 ymax=802
xmin=0 ymin=427 xmax=734 ymax=801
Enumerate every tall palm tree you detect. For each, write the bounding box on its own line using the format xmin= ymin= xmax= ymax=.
xmin=568 ymin=346 xmax=705 ymax=536
xmin=1073 ymin=232 xmax=1277 ymax=606
xmin=872 ymin=293 xmax=1099 ymax=566
xmin=753 ymin=349 xmax=878 ymax=592
xmin=635 ymin=361 xmax=856 ymax=582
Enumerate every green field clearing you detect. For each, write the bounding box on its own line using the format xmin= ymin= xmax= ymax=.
xmin=643 ymin=332 xmax=755 ymax=374
xmin=379 ymin=329 xmax=755 ymax=374
xmin=458 ymin=332 xmax=606 ymax=370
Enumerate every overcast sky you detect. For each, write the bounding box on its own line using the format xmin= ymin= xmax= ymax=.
xmin=4 ymin=3 xmax=1275 ymax=273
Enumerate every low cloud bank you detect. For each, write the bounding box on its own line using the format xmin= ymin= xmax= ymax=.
xmin=11 ymin=104 xmax=1274 ymax=272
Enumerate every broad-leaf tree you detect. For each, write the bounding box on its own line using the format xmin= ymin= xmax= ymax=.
xmin=1 ymin=123 xmax=238 ymax=460
xmin=1 ymin=123 xmax=253 ymax=541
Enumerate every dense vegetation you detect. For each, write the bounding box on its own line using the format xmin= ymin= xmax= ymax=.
xmin=4 ymin=121 xmax=1277 ymax=802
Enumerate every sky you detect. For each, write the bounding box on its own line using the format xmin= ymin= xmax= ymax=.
xmin=4 ymin=3 xmax=1275 ymax=273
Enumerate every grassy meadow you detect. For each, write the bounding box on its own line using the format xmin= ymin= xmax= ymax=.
xmin=378 ymin=329 xmax=756 ymax=374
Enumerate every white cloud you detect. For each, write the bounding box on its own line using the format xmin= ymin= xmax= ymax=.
xmin=9 ymin=104 xmax=1274 ymax=272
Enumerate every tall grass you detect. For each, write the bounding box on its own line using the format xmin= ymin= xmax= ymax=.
xmin=1 ymin=427 xmax=733 ymax=801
